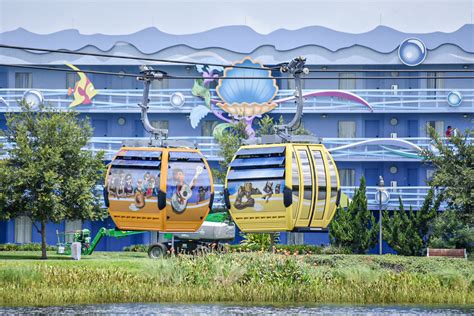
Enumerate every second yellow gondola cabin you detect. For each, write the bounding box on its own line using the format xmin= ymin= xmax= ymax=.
xmin=224 ymin=143 xmax=340 ymax=233
xmin=104 ymin=147 xmax=214 ymax=232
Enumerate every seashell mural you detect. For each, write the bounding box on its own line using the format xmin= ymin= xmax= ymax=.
xmin=216 ymin=58 xmax=278 ymax=117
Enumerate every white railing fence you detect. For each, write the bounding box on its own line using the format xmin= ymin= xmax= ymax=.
xmin=1 ymin=88 xmax=473 ymax=113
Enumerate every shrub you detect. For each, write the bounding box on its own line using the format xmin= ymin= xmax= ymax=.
xmin=0 ymin=243 xmax=57 ymax=252
xmin=123 ymin=244 xmax=148 ymax=252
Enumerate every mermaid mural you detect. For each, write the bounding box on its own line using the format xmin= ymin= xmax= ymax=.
xmin=190 ymin=57 xmax=372 ymax=138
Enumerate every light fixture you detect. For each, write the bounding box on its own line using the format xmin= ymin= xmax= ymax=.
xmin=118 ymin=70 xmax=125 ymax=78
xmin=321 ymin=66 xmax=328 ymax=71
xmin=22 ymin=90 xmax=44 ymax=109
xmin=321 ymin=114 xmax=328 ymax=118
xmin=463 ymin=114 xmax=469 ymax=118
xmin=170 ymin=92 xmax=185 ymax=108
xmin=117 ymin=117 xmax=126 ymax=126
xmin=447 ymin=91 xmax=462 ymax=107
xmin=398 ymin=38 xmax=427 ymax=66
xmin=389 ymin=166 xmax=398 ymax=174
xmin=390 ymin=117 xmax=398 ymax=126
xmin=463 ymin=65 xmax=469 ymax=69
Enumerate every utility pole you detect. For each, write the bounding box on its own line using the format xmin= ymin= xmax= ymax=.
xmin=378 ymin=176 xmax=385 ymax=255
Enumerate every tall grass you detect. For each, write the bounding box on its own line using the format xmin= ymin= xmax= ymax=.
xmin=0 ymin=252 xmax=472 ymax=306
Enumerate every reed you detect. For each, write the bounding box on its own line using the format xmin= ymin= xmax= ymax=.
xmin=0 ymin=252 xmax=472 ymax=306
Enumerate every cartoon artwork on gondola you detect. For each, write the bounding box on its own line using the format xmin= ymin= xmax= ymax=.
xmin=167 ymin=162 xmax=210 ymax=214
xmin=228 ymin=180 xmax=285 ymax=211
xmin=107 ymin=168 xmax=160 ymax=211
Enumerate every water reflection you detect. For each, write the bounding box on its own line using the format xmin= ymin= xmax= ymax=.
xmin=1 ymin=303 xmax=472 ymax=315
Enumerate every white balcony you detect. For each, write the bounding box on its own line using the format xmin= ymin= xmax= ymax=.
xmin=1 ymin=88 xmax=473 ymax=113
xmin=2 ymin=136 xmax=471 ymax=162
xmin=211 ymin=184 xmax=445 ymax=211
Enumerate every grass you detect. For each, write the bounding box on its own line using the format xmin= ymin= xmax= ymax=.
xmin=0 ymin=251 xmax=473 ymax=306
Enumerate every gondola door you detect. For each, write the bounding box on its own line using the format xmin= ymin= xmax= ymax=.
xmin=308 ymin=147 xmax=329 ymax=228
xmin=293 ymin=145 xmax=315 ymax=228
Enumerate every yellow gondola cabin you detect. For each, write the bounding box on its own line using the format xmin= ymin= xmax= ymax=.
xmin=104 ymin=147 xmax=214 ymax=232
xmin=224 ymin=143 xmax=340 ymax=233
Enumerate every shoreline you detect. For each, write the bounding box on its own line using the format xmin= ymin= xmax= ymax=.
xmin=1 ymin=251 xmax=472 ymax=307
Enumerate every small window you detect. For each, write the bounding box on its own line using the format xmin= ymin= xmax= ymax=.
xmin=108 ymin=168 xmax=160 ymax=199
xmin=66 ymin=72 xmax=78 ymax=89
xmin=287 ymin=78 xmax=305 ymax=90
xmin=297 ymin=149 xmax=313 ymax=220
xmin=425 ymin=121 xmax=444 ymax=137
xmin=339 ymin=73 xmax=356 ymax=90
xmin=167 ymin=158 xmax=212 ymax=211
xmin=426 ymin=169 xmax=435 ymax=183
xmin=326 ymin=153 xmax=339 ymax=213
xmin=287 ymin=232 xmax=304 ymax=245
xmin=201 ymin=121 xmax=218 ymax=137
xmin=65 ymin=220 xmax=83 ymax=243
xmin=151 ymin=120 xmax=169 ymax=130
xmin=427 ymin=72 xmax=445 ymax=90
xmin=311 ymin=150 xmax=327 ymax=220
xmin=340 ymin=169 xmax=356 ymax=186
xmin=230 ymin=156 xmax=285 ymax=168
xmin=15 ymin=72 xmax=32 ymax=88
xmin=338 ymin=121 xmax=356 ymax=138
xmin=292 ymin=153 xmax=300 ymax=219
xmin=14 ymin=216 xmax=32 ymax=244
xmin=151 ymin=79 xmax=169 ymax=90
xmin=228 ymin=168 xmax=285 ymax=181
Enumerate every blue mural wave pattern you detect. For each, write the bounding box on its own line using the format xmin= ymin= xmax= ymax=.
xmin=1 ymin=25 xmax=473 ymax=54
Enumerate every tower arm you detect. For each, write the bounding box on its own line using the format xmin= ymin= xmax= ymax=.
xmin=83 ymin=227 xmax=145 ymax=255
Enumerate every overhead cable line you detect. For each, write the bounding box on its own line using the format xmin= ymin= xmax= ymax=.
xmin=1 ymin=44 xmax=472 ymax=73
xmin=0 ymin=44 xmax=275 ymax=71
xmin=2 ymin=64 xmax=474 ymax=81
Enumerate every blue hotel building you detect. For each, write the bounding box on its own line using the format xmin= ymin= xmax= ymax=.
xmin=0 ymin=0 xmax=472 ymax=250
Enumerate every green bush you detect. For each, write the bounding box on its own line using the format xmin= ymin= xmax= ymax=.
xmin=123 ymin=244 xmax=148 ymax=252
xmin=0 ymin=243 xmax=56 ymax=251
xmin=228 ymin=244 xmax=351 ymax=255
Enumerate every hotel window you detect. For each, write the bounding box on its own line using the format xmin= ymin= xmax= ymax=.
xmin=66 ymin=72 xmax=78 ymax=89
xmin=201 ymin=121 xmax=218 ymax=137
xmin=425 ymin=120 xmax=444 ymax=137
xmin=339 ymin=169 xmax=356 ymax=186
xmin=427 ymin=72 xmax=445 ymax=98
xmin=14 ymin=216 xmax=32 ymax=244
xmin=338 ymin=121 xmax=356 ymax=138
xmin=287 ymin=78 xmax=305 ymax=90
xmin=65 ymin=219 xmax=83 ymax=243
xmin=287 ymin=232 xmax=304 ymax=245
xmin=338 ymin=73 xmax=356 ymax=90
xmin=427 ymin=72 xmax=445 ymax=90
xmin=15 ymin=72 xmax=32 ymax=88
xmin=151 ymin=120 xmax=169 ymax=130
xmin=151 ymin=78 xmax=169 ymax=90
xmin=426 ymin=169 xmax=435 ymax=184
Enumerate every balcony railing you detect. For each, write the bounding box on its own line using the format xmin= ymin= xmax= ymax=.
xmin=1 ymin=88 xmax=473 ymax=113
xmin=2 ymin=136 xmax=471 ymax=162
xmin=212 ymin=185 xmax=444 ymax=211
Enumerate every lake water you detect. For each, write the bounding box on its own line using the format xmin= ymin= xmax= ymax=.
xmin=0 ymin=303 xmax=472 ymax=315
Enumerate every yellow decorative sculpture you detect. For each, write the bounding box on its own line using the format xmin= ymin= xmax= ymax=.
xmin=66 ymin=64 xmax=98 ymax=107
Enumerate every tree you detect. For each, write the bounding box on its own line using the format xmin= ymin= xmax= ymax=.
xmin=429 ymin=209 xmax=474 ymax=251
xmin=329 ymin=177 xmax=378 ymax=253
xmin=422 ymin=127 xmax=473 ymax=251
xmin=421 ymin=127 xmax=473 ymax=222
xmin=0 ymin=104 xmax=107 ymax=259
xmin=382 ymin=198 xmax=423 ymax=256
xmin=382 ymin=189 xmax=440 ymax=256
